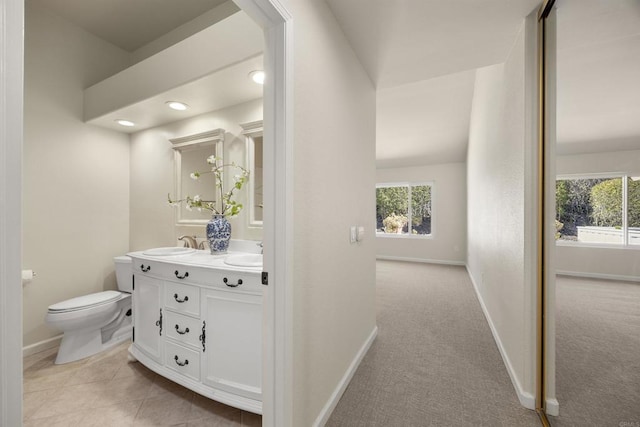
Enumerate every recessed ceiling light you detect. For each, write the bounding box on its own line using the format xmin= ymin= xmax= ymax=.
xmin=115 ymin=119 xmax=135 ymax=127
xmin=166 ymin=101 xmax=189 ymax=111
xmin=249 ymin=70 xmax=265 ymax=85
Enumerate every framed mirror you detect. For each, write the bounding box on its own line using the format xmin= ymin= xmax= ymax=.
xmin=170 ymin=129 xmax=224 ymax=224
xmin=240 ymin=120 xmax=263 ymax=228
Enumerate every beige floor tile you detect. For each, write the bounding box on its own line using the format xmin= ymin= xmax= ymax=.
xmin=99 ymin=368 xmax=156 ymax=406
xmin=79 ymin=399 xmax=143 ymax=427
xmin=189 ymin=393 xmax=242 ymax=422
xmin=23 ymin=410 xmax=86 ymax=427
xmin=187 ymin=413 xmax=242 ymax=427
xmin=23 ymin=389 xmax=58 ymax=421
xmin=31 ymin=379 xmax=111 ymax=419
xmin=241 ymin=411 xmax=262 ymax=427
xmin=134 ymin=392 xmax=195 ymax=426
xmin=23 ymin=368 xmax=77 ymax=393
xmin=65 ymin=357 xmax=122 ymax=386
xmin=23 ymin=347 xmax=59 ymax=371
xmin=147 ymin=374 xmax=194 ymax=399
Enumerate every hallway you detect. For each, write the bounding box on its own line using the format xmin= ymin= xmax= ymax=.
xmin=327 ymin=261 xmax=540 ymax=426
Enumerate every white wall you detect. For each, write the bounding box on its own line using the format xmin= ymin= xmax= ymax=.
xmin=467 ymin=20 xmax=537 ymax=407
xmin=376 ymin=163 xmax=466 ymax=264
xmin=23 ymin=3 xmax=132 ymax=348
xmin=129 ymin=98 xmax=263 ymax=251
xmin=556 ymin=149 xmax=640 ymax=280
xmin=285 ymin=0 xmax=377 ymax=425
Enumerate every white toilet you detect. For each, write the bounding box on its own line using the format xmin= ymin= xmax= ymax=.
xmin=46 ymin=256 xmax=133 ymax=364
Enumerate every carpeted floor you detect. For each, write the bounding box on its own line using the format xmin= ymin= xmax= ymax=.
xmin=551 ymin=276 xmax=640 ymax=427
xmin=326 ymin=260 xmax=540 ymax=427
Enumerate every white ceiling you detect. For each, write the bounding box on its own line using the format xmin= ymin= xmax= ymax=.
xmin=28 ymin=0 xmax=229 ymax=52
xmin=376 ymin=70 xmax=476 ymax=168
xmin=30 ymin=0 xmax=262 ymax=134
xmin=328 ymin=0 xmax=640 ymax=166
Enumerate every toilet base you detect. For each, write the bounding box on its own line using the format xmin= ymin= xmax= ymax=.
xmin=55 ymin=322 xmax=132 ymax=364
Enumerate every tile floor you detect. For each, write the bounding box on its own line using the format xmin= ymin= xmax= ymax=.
xmin=23 ymin=341 xmax=262 ymax=426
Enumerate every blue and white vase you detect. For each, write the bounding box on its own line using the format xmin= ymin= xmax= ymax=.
xmin=206 ymin=214 xmax=231 ymax=254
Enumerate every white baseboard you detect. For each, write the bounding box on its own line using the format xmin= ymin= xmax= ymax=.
xmin=466 ymin=266 xmax=536 ymax=410
xmin=377 ymin=255 xmax=465 ymax=266
xmin=22 ymin=335 xmax=62 ymax=357
xmin=546 ymin=398 xmax=559 ymax=416
xmin=313 ymin=326 xmax=378 ymax=427
xmin=556 ymin=270 xmax=640 ymax=283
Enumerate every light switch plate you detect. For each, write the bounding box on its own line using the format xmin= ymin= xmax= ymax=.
xmin=357 ymin=226 xmax=365 ymax=242
xmin=350 ymin=226 xmax=357 ymax=243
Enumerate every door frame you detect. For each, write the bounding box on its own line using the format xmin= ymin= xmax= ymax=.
xmin=0 ymin=0 xmax=294 ymax=425
xmin=0 ymin=0 xmax=24 ymax=425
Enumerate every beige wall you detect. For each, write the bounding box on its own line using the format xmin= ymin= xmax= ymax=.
xmin=376 ymin=162 xmax=467 ymax=264
xmin=467 ymin=19 xmax=537 ymax=405
xmin=23 ymin=3 xmax=131 ymax=347
xmin=129 ymin=99 xmax=263 ymax=251
xmin=556 ymin=149 xmax=640 ymax=280
xmin=286 ymin=0 xmax=377 ymax=425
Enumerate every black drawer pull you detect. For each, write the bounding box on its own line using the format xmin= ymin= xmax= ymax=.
xmin=173 ymin=294 xmax=189 ymax=303
xmin=175 ymin=325 xmax=189 ymax=335
xmin=174 ymin=270 xmax=189 ymax=279
xmin=174 ymin=355 xmax=189 ymax=367
xmin=223 ymin=277 xmax=243 ymax=287
xmin=140 ymin=264 xmax=151 ymax=272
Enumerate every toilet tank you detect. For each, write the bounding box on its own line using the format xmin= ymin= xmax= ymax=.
xmin=114 ymin=256 xmax=133 ymax=292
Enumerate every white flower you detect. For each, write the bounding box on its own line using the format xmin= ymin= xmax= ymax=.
xmin=206 ymin=155 xmax=217 ymax=165
xmin=193 ymin=195 xmax=201 ymax=202
xmin=185 ymin=204 xmax=192 ymax=211
xmin=190 ymin=172 xmax=200 ymax=180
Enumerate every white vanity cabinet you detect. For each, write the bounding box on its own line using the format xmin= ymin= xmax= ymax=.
xmin=129 ymin=253 xmax=263 ymax=414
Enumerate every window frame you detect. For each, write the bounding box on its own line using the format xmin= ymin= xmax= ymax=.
xmin=555 ymin=172 xmax=639 ymax=249
xmin=375 ymin=181 xmax=435 ymax=239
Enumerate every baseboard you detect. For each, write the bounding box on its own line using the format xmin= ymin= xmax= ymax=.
xmin=313 ymin=326 xmax=378 ymax=427
xmin=22 ymin=334 xmax=62 ymax=357
xmin=466 ymin=266 xmax=536 ymax=410
xmin=376 ymin=255 xmax=465 ymax=266
xmin=545 ymin=398 xmax=559 ymax=416
xmin=556 ymin=270 xmax=640 ymax=283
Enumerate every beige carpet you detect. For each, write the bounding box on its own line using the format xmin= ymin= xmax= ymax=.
xmin=551 ymin=276 xmax=640 ymax=427
xmin=326 ymin=260 xmax=540 ymax=426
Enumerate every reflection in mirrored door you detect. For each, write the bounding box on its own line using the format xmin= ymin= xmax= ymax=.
xmin=547 ymin=0 xmax=640 ymax=425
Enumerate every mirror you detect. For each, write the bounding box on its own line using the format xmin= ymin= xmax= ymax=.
xmin=170 ymin=129 xmax=224 ymax=224
xmin=240 ymin=120 xmax=263 ymax=228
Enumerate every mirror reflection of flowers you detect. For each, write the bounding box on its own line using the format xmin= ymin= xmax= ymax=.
xmin=168 ymin=155 xmax=249 ymax=218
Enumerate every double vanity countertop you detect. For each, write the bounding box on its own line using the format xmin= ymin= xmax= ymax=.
xmin=128 ymin=248 xmax=263 ymax=274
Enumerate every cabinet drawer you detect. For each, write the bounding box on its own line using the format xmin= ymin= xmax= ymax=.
xmin=165 ymin=282 xmax=200 ymax=317
xmin=165 ymin=341 xmax=200 ymax=381
xmin=165 ymin=311 xmax=204 ymax=350
xmin=208 ymin=272 xmax=262 ymax=294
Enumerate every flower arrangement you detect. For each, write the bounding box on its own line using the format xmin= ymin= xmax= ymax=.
xmin=168 ymin=155 xmax=249 ymax=218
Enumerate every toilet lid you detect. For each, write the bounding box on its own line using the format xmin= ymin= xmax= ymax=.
xmin=48 ymin=291 xmax=122 ymax=312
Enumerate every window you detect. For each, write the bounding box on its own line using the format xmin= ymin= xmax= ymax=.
xmin=555 ymin=175 xmax=640 ymax=246
xmin=376 ymin=183 xmax=433 ymax=236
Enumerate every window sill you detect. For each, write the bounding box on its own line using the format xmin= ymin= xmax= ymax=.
xmin=556 ymin=241 xmax=640 ymax=250
xmin=376 ymin=233 xmax=434 ymax=240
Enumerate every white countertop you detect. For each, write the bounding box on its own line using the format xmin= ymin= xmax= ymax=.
xmin=128 ymin=249 xmax=262 ymax=274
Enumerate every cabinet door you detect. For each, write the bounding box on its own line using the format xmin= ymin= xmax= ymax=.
xmin=201 ymin=289 xmax=262 ymax=400
xmin=133 ymin=274 xmax=163 ymax=363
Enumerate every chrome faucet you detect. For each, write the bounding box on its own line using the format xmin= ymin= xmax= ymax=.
xmin=178 ymin=235 xmax=198 ymax=249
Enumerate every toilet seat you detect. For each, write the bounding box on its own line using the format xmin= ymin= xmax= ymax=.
xmin=48 ymin=290 xmax=123 ymax=313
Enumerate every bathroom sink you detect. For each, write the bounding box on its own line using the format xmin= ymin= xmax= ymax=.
xmin=224 ymin=254 xmax=263 ymax=267
xmin=142 ymin=247 xmax=195 ymax=256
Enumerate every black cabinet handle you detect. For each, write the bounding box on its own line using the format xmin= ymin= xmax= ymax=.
xmin=174 ymin=355 xmax=189 ymax=367
xmin=140 ymin=264 xmax=151 ymax=272
xmin=199 ymin=321 xmax=206 ymax=352
xmin=174 ymin=270 xmax=189 ymax=279
xmin=223 ymin=277 xmax=243 ymax=287
xmin=175 ymin=324 xmax=189 ymax=335
xmin=155 ymin=309 xmax=163 ymax=336
xmin=173 ymin=293 xmax=189 ymax=303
